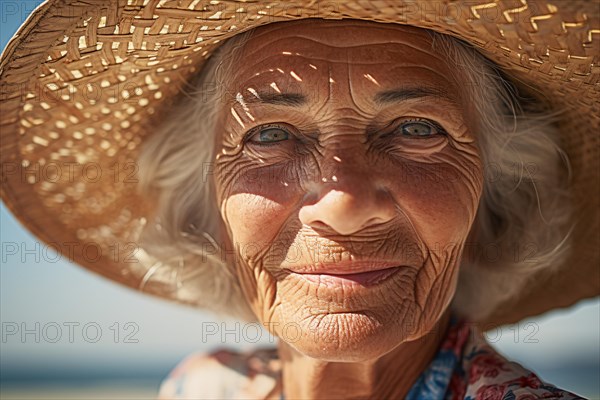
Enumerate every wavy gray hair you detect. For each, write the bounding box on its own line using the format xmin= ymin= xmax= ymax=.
xmin=137 ymin=26 xmax=571 ymax=323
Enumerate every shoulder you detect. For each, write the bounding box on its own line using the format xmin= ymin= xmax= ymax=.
xmin=158 ymin=348 xmax=281 ymax=399
xmin=458 ymin=327 xmax=584 ymax=399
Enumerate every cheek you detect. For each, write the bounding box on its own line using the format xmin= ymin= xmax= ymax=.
xmin=387 ymin=145 xmax=483 ymax=247
xmin=219 ymin=163 xmax=302 ymax=258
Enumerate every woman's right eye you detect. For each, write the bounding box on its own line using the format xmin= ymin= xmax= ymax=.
xmin=248 ymin=126 xmax=290 ymax=145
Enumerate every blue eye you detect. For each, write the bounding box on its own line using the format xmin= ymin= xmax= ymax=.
xmin=396 ymin=120 xmax=443 ymax=137
xmin=249 ymin=127 xmax=289 ymax=144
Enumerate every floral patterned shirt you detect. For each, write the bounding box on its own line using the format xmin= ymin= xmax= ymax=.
xmin=406 ymin=317 xmax=585 ymax=399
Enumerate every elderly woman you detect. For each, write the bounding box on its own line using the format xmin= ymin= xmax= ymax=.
xmin=136 ymin=18 xmax=583 ymax=398
xmin=1 ymin=1 xmax=598 ymax=399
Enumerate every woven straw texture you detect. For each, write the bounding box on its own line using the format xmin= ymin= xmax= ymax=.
xmin=1 ymin=0 xmax=598 ymax=327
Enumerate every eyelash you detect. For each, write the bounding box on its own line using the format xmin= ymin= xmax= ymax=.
xmin=383 ymin=117 xmax=448 ymax=138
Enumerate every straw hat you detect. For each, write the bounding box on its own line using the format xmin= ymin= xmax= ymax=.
xmin=1 ymin=0 xmax=598 ymax=327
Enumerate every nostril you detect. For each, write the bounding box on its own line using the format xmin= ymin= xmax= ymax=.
xmin=299 ymin=185 xmax=396 ymax=236
xmin=308 ymin=220 xmax=333 ymax=232
xmin=363 ymin=217 xmax=384 ymax=227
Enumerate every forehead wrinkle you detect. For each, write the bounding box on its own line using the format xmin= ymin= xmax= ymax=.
xmin=230 ymin=51 xmax=450 ymax=92
xmin=346 ymin=63 xmax=376 ymax=117
xmin=387 ymin=64 xmax=455 ymax=76
xmin=244 ymin=34 xmax=423 ymax=54
xmin=328 ymin=63 xmax=334 ymax=106
xmin=234 ymin=40 xmax=452 ymax=93
xmin=323 ymin=51 xmax=372 ymax=117
xmin=241 ymin=34 xmax=440 ymax=65
xmin=245 ymin=20 xmax=436 ymax=48
xmin=227 ymin=55 xmax=319 ymax=96
xmin=346 ymin=41 xmax=439 ymax=59
xmin=229 ymin=21 xmax=465 ymax=125
xmin=385 ymin=66 xmax=460 ymax=97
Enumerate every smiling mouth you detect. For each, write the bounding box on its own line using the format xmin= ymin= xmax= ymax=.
xmin=288 ymin=266 xmax=401 ymax=287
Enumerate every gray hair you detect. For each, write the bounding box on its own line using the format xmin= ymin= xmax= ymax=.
xmin=137 ymin=27 xmax=571 ymax=323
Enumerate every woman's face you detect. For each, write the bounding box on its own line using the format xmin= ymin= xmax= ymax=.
xmin=213 ymin=20 xmax=483 ymax=361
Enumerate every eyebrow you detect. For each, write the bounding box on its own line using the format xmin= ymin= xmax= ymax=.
xmin=374 ymin=87 xmax=456 ymax=105
xmin=242 ymin=91 xmax=307 ymax=107
xmin=238 ymin=87 xmax=455 ymax=107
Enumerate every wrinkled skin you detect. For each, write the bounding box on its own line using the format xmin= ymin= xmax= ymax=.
xmin=213 ymin=19 xmax=483 ymax=398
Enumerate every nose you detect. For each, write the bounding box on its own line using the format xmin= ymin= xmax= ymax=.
xmin=298 ymin=164 xmax=396 ymax=235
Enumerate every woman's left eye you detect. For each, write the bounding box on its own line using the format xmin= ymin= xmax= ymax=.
xmin=393 ymin=119 xmax=445 ymax=137
xmin=248 ymin=126 xmax=290 ymax=144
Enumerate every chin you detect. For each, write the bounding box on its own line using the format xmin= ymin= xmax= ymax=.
xmin=278 ymin=311 xmax=408 ymax=362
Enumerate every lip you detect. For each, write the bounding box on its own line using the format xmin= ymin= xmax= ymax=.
xmin=284 ymin=261 xmax=402 ymax=287
xmin=285 ymin=261 xmax=400 ymax=275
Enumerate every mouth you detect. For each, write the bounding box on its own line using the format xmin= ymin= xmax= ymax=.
xmin=284 ymin=262 xmax=402 ymax=287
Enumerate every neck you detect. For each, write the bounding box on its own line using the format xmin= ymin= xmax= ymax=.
xmin=277 ymin=310 xmax=450 ymax=399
